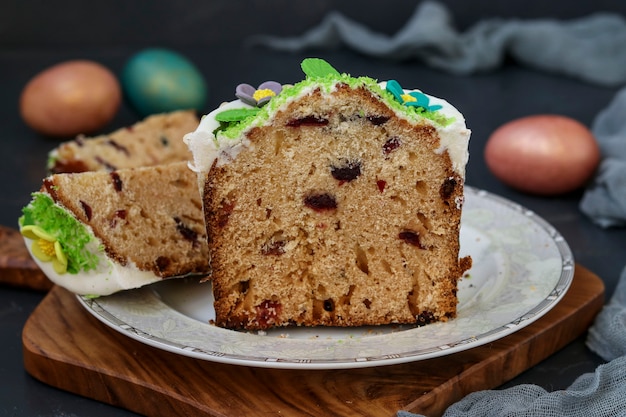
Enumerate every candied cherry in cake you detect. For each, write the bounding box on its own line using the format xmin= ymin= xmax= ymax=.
xmin=255 ymin=300 xmax=282 ymax=328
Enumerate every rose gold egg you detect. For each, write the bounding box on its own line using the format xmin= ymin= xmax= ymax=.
xmin=20 ymin=60 xmax=121 ymax=137
xmin=485 ymin=115 xmax=600 ymax=195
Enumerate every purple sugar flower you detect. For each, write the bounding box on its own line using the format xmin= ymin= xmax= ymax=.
xmin=235 ymin=81 xmax=282 ymax=107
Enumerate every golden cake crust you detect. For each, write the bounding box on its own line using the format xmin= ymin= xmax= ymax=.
xmin=49 ymin=110 xmax=199 ymax=173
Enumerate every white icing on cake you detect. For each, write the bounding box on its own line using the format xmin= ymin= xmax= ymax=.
xmin=409 ymin=88 xmax=471 ymax=178
xmin=23 ymin=234 xmax=161 ymax=296
xmin=184 ymin=81 xmax=470 ymax=194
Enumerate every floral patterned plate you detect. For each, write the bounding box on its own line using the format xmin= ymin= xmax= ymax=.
xmin=78 ymin=187 xmax=574 ymax=369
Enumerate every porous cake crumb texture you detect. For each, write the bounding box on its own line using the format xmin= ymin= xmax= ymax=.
xmin=44 ymin=161 xmax=209 ymax=278
xmin=204 ymin=85 xmax=471 ymax=330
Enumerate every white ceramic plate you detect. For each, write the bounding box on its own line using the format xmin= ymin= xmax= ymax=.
xmin=78 ymin=187 xmax=574 ymax=369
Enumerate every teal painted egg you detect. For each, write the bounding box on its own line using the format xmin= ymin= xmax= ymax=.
xmin=122 ymin=48 xmax=207 ymax=116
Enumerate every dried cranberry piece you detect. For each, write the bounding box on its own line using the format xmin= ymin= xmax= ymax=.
xmin=42 ymin=178 xmax=55 ymax=196
xmin=110 ymin=172 xmax=123 ymax=192
xmin=174 ymin=217 xmax=198 ymax=244
xmin=106 ymin=139 xmax=130 ymax=156
xmin=398 ymin=230 xmax=424 ymax=249
xmin=383 ymin=136 xmax=402 ymax=155
xmin=255 ymin=300 xmax=282 ymax=328
xmin=49 ymin=160 xmax=89 ymax=174
xmin=330 ymin=160 xmax=362 ymax=182
xmin=286 ymin=115 xmax=329 ymax=127
xmin=216 ymin=199 xmax=235 ymax=228
xmin=440 ymin=178 xmax=457 ymax=200
xmin=109 ymin=209 xmax=127 ymax=228
xmin=155 ymin=256 xmax=170 ymax=272
xmin=80 ymin=200 xmax=92 ymax=221
xmin=304 ymin=193 xmax=337 ymax=212
xmin=94 ymin=156 xmax=117 ymax=171
xmin=376 ymin=179 xmax=386 ymax=193
xmin=367 ymin=115 xmax=390 ymax=125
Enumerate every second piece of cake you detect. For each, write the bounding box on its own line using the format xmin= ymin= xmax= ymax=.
xmin=20 ymin=161 xmax=210 ymax=295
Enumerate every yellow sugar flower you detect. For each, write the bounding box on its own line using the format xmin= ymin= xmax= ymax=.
xmin=20 ymin=225 xmax=68 ymax=274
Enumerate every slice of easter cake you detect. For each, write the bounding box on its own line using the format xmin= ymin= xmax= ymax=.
xmin=185 ymin=59 xmax=472 ymax=330
xmin=20 ymin=161 xmax=210 ymax=296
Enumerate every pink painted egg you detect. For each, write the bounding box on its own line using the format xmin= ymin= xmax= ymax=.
xmin=20 ymin=60 xmax=121 ymax=138
xmin=484 ymin=115 xmax=600 ymax=195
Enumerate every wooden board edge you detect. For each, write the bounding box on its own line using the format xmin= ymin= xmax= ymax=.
xmin=21 ymin=264 xmax=605 ymax=417
xmin=0 ymin=225 xmax=52 ymax=291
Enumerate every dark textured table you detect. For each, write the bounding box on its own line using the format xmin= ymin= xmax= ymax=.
xmin=3 ymin=1 xmax=626 ymax=416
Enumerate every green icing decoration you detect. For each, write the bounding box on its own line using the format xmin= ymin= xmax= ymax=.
xmin=19 ymin=193 xmax=101 ymax=274
xmin=215 ymin=108 xmax=260 ymax=123
xmin=214 ymin=58 xmax=455 ymax=140
xmin=301 ymin=58 xmax=340 ymax=78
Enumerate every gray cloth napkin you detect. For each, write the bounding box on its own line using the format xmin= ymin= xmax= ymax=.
xmin=579 ymin=87 xmax=626 ymax=228
xmin=249 ymin=1 xmax=626 ymax=87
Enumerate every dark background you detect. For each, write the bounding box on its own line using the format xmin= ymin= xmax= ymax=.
xmin=4 ymin=0 xmax=626 ymax=47
xmin=2 ymin=1 xmax=626 ymax=416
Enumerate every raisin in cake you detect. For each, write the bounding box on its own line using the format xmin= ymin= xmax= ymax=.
xmin=185 ymin=59 xmax=472 ymax=330
xmin=19 ymin=161 xmax=210 ymax=295
xmin=48 ymin=110 xmax=198 ymax=173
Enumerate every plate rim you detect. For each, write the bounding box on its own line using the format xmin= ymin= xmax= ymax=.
xmin=78 ymin=187 xmax=575 ymax=369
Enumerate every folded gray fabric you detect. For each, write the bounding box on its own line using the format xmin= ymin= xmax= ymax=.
xmin=397 ymin=264 xmax=626 ymax=417
xmin=249 ymin=1 xmax=626 ymax=87
xmin=587 ymin=266 xmax=626 ymax=361
xmin=579 ymin=87 xmax=626 ymax=228
xmin=398 ymin=356 xmax=626 ymax=417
